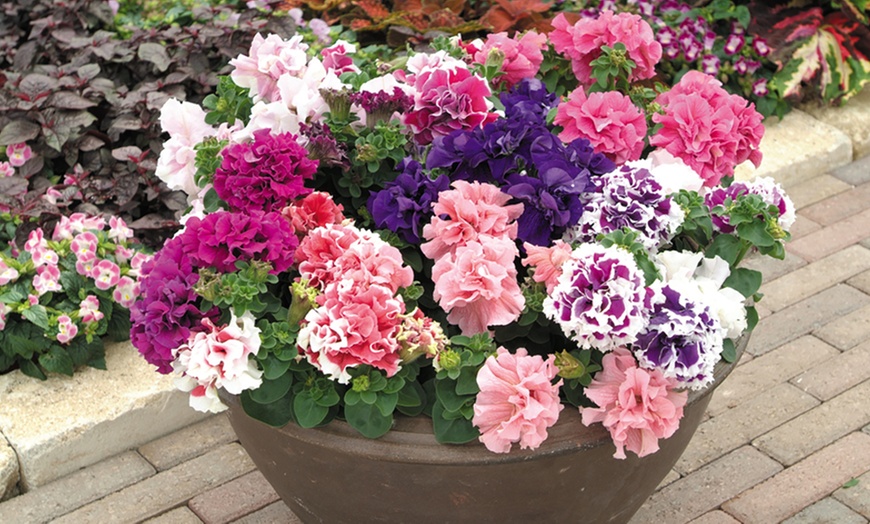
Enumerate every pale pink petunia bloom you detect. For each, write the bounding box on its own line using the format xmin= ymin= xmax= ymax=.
xmin=114 ymin=245 xmax=134 ymax=264
xmin=27 ymin=294 xmax=38 ymax=306
xmin=230 ymin=34 xmax=310 ymax=103
xmin=431 ymin=238 xmax=525 ymax=335
xmin=421 ymin=180 xmax=523 ymax=260
xmin=155 ymin=99 xmax=217 ymax=197
xmin=473 ymin=346 xmax=564 ymax=453
xmin=128 ymin=252 xmax=152 ymax=279
xmin=581 ymin=348 xmax=687 ymax=459
xmin=555 ymin=87 xmax=647 ymax=165
xmin=472 ymin=31 xmax=548 ymax=90
xmin=91 ymin=259 xmax=121 ymax=291
xmin=6 ymin=143 xmax=32 ymax=167
xmin=56 ymin=315 xmax=78 ymax=344
xmin=75 ymin=253 xmax=97 ymax=278
xmin=26 ymin=228 xmax=59 ymax=267
xmin=78 ymin=295 xmax=104 ymax=324
xmin=522 ymin=240 xmax=573 ymax=293
xmin=333 ymin=235 xmax=414 ymax=294
xmin=321 ymin=40 xmax=359 ymax=75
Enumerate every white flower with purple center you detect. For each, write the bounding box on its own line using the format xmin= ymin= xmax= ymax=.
xmin=633 ymin=282 xmax=723 ymax=390
xmin=564 ymin=165 xmax=684 ymax=251
xmin=705 ymin=176 xmax=795 ymax=234
xmin=543 ymin=244 xmax=650 ymax=352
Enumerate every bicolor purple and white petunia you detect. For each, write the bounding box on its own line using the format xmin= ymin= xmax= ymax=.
xmin=564 ymin=165 xmax=684 ymax=250
xmin=633 ymin=282 xmax=723 ymax=390
xmin=543 ymin=243 xmax=650 ymax=352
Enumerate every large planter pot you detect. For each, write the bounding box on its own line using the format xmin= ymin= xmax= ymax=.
xmin=223 ymin=337 xmax=747 ymax=524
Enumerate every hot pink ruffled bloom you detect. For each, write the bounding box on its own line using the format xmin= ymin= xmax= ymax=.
xmin=404 ymin=63 xmax=496 ymax=146
xmin=555 ymin=87 xmax=647 ymax=165
xmin=321 ymin=40 xmax=359 ymax=75
xmin=295 ymin=223 xmax=362 ymax=289
xmin=282 ymin=191 xmax=345 ymax=236
xmin=298 ymin=281 xmax=405 ymax=383
xmin=6 ymin=143 xmax=32 ymax=167
xmin=473 ymin=31 xmax=547 ymax=90
xmin=550 ymin=11 xmax=661 ymax=89
xmin=651 ymin=71 xmax=764 ymax=186
xmin=421 ymin=180 xmax=523 ymax=260
xmin=431 ymin=238 xmax=525 ymax=335
xmin=522 ymin=240 xmax=573 ymax=293
xmin=473 ymin=346 xmax=564 ymax=453
xmin=581 ymin=348 xmax=687 ymax=459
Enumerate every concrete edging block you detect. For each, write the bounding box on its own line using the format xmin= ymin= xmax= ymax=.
xmin=735 ymin=109 xmax=853 ymax=188
xmin=801 ymin=86 xmax=870 ymax=160
xmin=0 ymin=341 xmax=206 ymax=491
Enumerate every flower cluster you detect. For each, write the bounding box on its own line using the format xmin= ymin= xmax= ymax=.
xmin=0 ymin=214 xmax=146 ymax=377
xmin=135 ymin=24 xmax=790 ymax=460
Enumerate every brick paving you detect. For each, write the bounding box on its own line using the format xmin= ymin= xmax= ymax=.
xmin=1 ymin=161 xmax=870 ymax=523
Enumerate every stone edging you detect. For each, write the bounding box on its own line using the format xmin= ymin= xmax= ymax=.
xmin=0 ymin=87 xmax=868 ymax=501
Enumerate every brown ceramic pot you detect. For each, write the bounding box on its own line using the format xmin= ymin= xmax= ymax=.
xmin=223 ymin=337 xmax=746 ymax=524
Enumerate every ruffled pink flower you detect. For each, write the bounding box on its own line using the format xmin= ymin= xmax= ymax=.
xmin=155 ymin=99 xmax=217 ymax=196
xmin=473 ymin=31 xmax=547 ymax=90
xmin=230 ymin=34 xmax=310 ymax=103
xmin=555 ymin=87 xmax=647 ymax=165
xmin=78 ymin=295 xmax=104 ymax=324
xmin=473 ymin=346 xmax=564 ymax=453
xmin=56 ymin=315 xmax=78 ymax=344
xmin=431 ymin=238 xmax=525 ymax=335
xmin=6 ymin=143 xmax=32 ymax=167
xmin=404 ymin=63 xmax=496 ymax=146
xmin=333 ymin=235 xmax=414 ymax=294
xmin=581 ymin=348 xmax=687 ymax=459
xmin=321 ymin=40 xmax=359 ymax=75
xmin=295 ymin=223 xmax=362 ymax=289
xmin=651 ymin=71 xmax=764 ymax=186
xmin=282 ymin=191 xmax=345 ymax=236
xmin=522 ymin=240 xmax=573 ymax=293
xmin=297 ymin=281 xmax=405 ymax=383
xmin=550 ymin=11 xmax=662 ymax=89
xmin=91 ymin=259 xmax=121 ymax=291
xmin=421 ymin=181 xmax=523 ymax=260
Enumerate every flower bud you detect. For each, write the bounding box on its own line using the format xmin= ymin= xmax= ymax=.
xmin=554 ymin=350 xmax=586 ymax=379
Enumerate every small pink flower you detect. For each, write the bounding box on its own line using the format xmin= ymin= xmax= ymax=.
xmin=0 ymin=162 xmax=14 ymax=177
xmin=91 ymin=259 xmax=121 ymax=290
xmin=112 ymin=276 xmax=140 ymax=308
xmin=473 ymin=346 xmax=563 ymax=453
xmin=522 ymin=240 xmax=573 ymax=293
xmin=24 ymin=229 xmax=48 ymax=256
xmin=56 ymin=315 xmax=78 ymax=344
xmin=333 ymin=235 xmax=414 ymax=294
xmin=78 ymin=295 xmax=104 ymax=324
xmin=0 ymin=261 xmax=18 ymax=285
xmin=42 ymin=188 xmax=64 ymax=205
xmin=404 ymin=61 xmax=496 ymax=146
xmin=555 ymin=87 xmax=647 ymax=165
xmin=321 ymin=40 xmax=359 ymax=75
xmin=282 ymin=191 xmax=345 ymax=236
xmin=421 ymin=180 xmax=523 ymax=260
xmin=75 ymin=253 xmax=97 ymax=278
xmin=27 ymin=294 xmax=38 ymax=306
xmin=128 ymin=252 xmax=152 ymax=278
xmin=581 ymin=348 xmax=687 ymax=459
xmin=108 ymin=216 xmax=133 ymax=241
xmin=115 ymin=245 xmax=134 ymax=264
xmin=6 ymin=143 xmax=33 ymax=167
xmin=0 ymin=303 xmax=8 ymax=331
xmin=431 ymin=238 xmax=525 ymax=335
xmin=550 ymin=11 xmax=662 ymax=89
xmin=32 ymin=264 xmax=62 ymax=295
xmin=473 ymin=31 xmax=547 ymax=90
xmin=230 ymin=34 xmax=310 ymax=103
xmin=71 ymin=232 xmax=99 ymax=261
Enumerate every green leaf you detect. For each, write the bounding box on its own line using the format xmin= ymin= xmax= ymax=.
xmin=721 ymin=338 xmax=737 ymax=363
xmin=293 ymin=390 xmax=330 ymax=428
xmin=240 ymin=390 xmax=294 ymax=427
xmin=22 ymin=306 xmax=49 ymax=330
xmin=344 ymin=401 xmax=393 ymax=438
xmin=432 ymin=399 xmax=478 ymax=444
xmin=455 ymin=367 xmax=479 ymax=396
xmin=737 ymin=221 xmax=775 ymax=247
xmin=315 ymin=384 xmax=340 ymax=407
xmin=248 ymin=373 xmax=293 ymax=404
xmin=374 ymin=391 xmax=398 ymax=417
xmin=745 ymin=305 xmax=759 ymax=332
xmin=843 ymin=478 xmax=860 ymax=489
xmin=706 ymin=234 xmax=742 ymax=266
xmin=66 ymin=337 xmax=102 ymax=366
xmin=260 ymin=354 xmax=292 ymax=380
xmin=107 ymin=303 xmax=131 ymax=342
xmin=723 ymin=268 xmax=763 ymax=299
xmin=435 ymin=378 xmax=469 ymax=413
xmin=19 ymin=359 xmax=47 ymax=380
xmin=396 ymin=380 xmax=425 ymax=412
xmin=39 ymin=346 xmax=74 ymax=376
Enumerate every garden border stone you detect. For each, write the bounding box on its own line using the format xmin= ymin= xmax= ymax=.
xmin=0 ymin=341 xmax=206 ymax=491
xmin=801 ymin=86 xmax=870 ymax=161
